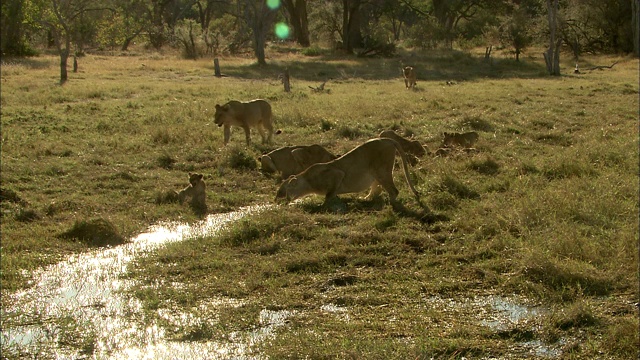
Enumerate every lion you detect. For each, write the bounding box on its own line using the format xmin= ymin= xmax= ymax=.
xmin=260 ymin=144 xmax=338 ymax=180
xmin=214 ymin=99 xmax=279 ymax=145
xmin=275 ymin=138 xmax=421 ymax=208
xmin=403 ymin=66 xmax=417 ymax=89
xmin=378 ymin=130 xmax=428 ymax=165
xmin=442 ymin=131 xmax=479 ymax=148
xmin=176 ymin=173 xmax=206 ymax=211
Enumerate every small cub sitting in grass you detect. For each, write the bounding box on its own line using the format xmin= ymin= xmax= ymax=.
xmin=176 ymin=173 xmax=206 ymax=212
xmin=442 ymin=131 xmax=479 ymax=149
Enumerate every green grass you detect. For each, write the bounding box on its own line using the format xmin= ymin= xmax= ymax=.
xmin=1 ymin=46 xmax=638 ymax=358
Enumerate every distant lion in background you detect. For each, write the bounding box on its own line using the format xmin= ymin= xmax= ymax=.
xmin=442 ymin=131 xmax=479 ymax=149
xmin=260 ymin=144 xmax=338 ymax=180
xmin=214 ymin=99 xmax=280 ymax=145
xmin=378 ymin=130 xmax=428 ymax=165
xmin=403 ymin=66 xmax=417 ymax=89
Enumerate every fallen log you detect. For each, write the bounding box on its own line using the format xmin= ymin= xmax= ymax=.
xmin=586 ymin=61 xmax=619 ymax=71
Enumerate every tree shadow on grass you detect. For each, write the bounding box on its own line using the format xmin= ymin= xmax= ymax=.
xmin=211 ymin=48 xmax=548 ymax=83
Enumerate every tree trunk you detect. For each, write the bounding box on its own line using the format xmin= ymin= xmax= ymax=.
xmin=342 ymin=0 xmax=362 ymax=53
xmin=255 ymin=31 xmax=267 ymax=65
xmin=633 ymin=0 xmax=639 ymax=57
xmin=283 ymin=0 xmax=310 ymax=47
xmin=545 ymin=0 xmax=561 ymax=76
xmin=60 ymin=48 xmax=69 ymax=84
xmin=214 ymin=58 xmax=221 ymax=77
xmin=283 ymin=68 xmax=291 ymax=92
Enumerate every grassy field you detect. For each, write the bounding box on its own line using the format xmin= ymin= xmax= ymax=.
xmin=1 ymin=45 xmax=638 ymax=358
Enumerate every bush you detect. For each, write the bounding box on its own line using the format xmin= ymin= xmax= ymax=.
xmin=225 ymin=146 xmax=257 ymax=170
xmin=58 ymin=218 xmax=127 ymax=247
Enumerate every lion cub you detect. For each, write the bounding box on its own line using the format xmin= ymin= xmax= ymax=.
xmin=442 ymin=131 xmax=479 ymax=149
xmin=214 ymin=99 xmax=279 ymax=145
xmin=260 ymin=144 xmax=337 ymax=180
xmin=379 ymin=130 xmax=427 ymax=165
xmin=177 ymin=173 xmax=207 ymax=211
xmin=403 ymin=66 xmax=417 ymax=89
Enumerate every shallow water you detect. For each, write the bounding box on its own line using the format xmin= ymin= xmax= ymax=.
xmin=425 ymin=295 xmax=561 ymax=358
xmin=1 ymin=205 xmax=293 ymax=359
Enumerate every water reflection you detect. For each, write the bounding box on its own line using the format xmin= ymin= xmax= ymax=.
xmin=1 ymin=205 xmax=291 ymax=359
xmin=425 ymin=295 xmax=561 ymax=358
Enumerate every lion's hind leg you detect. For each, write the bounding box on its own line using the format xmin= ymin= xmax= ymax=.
xmin=374 ymin=169 xmax=400 ymax=204
xmin=257 ymin=125 xmax=268 ymax=144
xmin=262 ymin=120 xmax=274 ymax=143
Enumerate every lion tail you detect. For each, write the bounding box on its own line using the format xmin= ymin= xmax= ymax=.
xmin=390 ymin=139 xmax=423 ymax=205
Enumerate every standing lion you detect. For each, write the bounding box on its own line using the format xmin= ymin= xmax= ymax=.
xmin=403 ymin=66 xmax=417 ymax=89
xmin=214 ymin=99 xmax=279 ymax=145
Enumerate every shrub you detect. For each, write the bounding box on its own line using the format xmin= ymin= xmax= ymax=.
xmin=58 ymin=218 xmax=127 ymax=247
xmin=225 ymin=146 xmax=257 ymax=170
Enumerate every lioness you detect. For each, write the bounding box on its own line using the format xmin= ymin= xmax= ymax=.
xmin=442 ymin=131 xmax=479 ymax=148
xmin=403 ymin=66 xmax=417 ymax=89
xmin=214 ymin=99 xmax=278 ymax=145
xmin=379 ymin=130 xmax=427 ymax=165
xmin=260 ymin=144 xmax=338 ymax=180
xmin=276 ymin=138 xmax=421 ymax=208
xmin=177 ymin=173 xmax=206 ymax=210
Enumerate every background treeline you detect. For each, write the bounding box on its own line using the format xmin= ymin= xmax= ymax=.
xmin=2 ymin=0 xmax=638 ymax=61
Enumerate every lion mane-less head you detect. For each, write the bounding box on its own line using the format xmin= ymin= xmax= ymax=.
xmin=213 ymin=104 xmax=232 ymax=127
xmin=260 ymin=144 xmax=337 ymax=180
xmin=188 ymin=172 xmax=204 ymax=186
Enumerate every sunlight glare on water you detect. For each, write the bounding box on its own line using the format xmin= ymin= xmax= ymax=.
xmin=0 ymin=205 xmax=292 ymax=359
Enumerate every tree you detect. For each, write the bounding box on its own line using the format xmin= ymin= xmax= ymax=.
xmin=241 ymin=0 xmax=277 ymax=65
xmin=175 ymin=18 xmax=200 ymax=58
xmin=36 ymin=0 xmax=105 ymax=84
xmin=146 ymin=0 xmax=174 ymax=49
xmin=282 ymin=0 xmax=310 ymax=46
xmin=342 ymin=0 xmax=363 ymax=52
xmin=544 ymin=0 xmax=561 ymax=75
xmin=2 ymin=0 xmax=35 ymax=56
xmin=112 ymin=0 xmax=150 ymax=51
xmin=634 ymin=0 xmax=639 ymax=57
xmin=499 ymin=4 xmax=533 ymax=61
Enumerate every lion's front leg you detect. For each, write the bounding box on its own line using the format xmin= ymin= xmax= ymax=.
xmin=320 ymin=168 xmax=345 ymax=206
xmin=223 ymin=125 xmax=231 ymax=145
xmin=242 ymin=125 xmax=252 ymax=145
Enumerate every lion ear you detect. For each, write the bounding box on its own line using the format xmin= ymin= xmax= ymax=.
xmin=215 ymin=104 xmax=221 ymax=110
xmin=188 ymin=172 xmax=193 ymax=177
